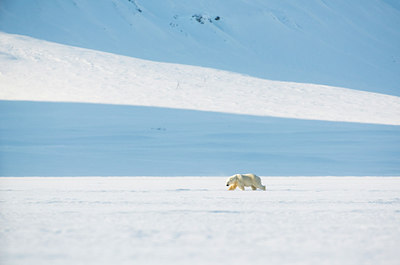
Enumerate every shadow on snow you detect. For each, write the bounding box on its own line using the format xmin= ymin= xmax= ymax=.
xmin=1 ymin=100 xmax=399 ymax=176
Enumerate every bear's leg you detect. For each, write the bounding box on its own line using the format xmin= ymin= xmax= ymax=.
xmin=228 ymin=183 xmax=237 ymax=190
xmin=238 ymin=185 xmax=245 ymax=191
xmin=251 ymin=185 xmax=257 ymax=190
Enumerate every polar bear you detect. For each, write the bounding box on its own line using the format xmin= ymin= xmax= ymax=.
xmin=226 ymin=174 xmax=266 ymax=191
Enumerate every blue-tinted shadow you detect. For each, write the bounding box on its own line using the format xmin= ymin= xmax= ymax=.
xmin=1 ymin=100 xmax=399 ymax=176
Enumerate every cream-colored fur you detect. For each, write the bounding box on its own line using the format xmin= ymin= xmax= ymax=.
xmin=226 ymin=174 xmax=266 ymax=191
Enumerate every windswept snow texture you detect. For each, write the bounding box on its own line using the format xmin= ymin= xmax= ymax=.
xmin=1 ymin=101 xmax=400 ymax=176
xmin=1 ymin=177 xmax=400 ymax=265
xmin=0 ymin=0 xmax=399 ymax=95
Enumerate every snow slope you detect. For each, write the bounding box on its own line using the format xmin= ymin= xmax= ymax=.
xmin=1 ymin=177 xmax=399 ymax=265
xmin=1 ymin=32 xmax=400 ymax=176
xmin=0 ymin=0 xmax=399 ymax=95
xmin=1 ymin=32 xmax=400 ymax=125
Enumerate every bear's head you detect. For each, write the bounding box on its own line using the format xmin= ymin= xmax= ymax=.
xmin=226 ymin=174 xmax=238 ymax=186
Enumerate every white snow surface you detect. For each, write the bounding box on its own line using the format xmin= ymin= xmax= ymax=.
xmin=1 ymin=32 xmax=400 ymax=125
xmin=1 ymin=2 xmax=400 ymax=263
xmin=1 ymin=0 xmax=399 ymax=95
xmin=1 ymin=177 xmax=399 ymax=265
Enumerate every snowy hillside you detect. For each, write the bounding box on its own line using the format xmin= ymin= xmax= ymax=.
xmin=1 ymin=0 xmax=399 ymax=95
xmin=1 ymin=32 xmax=400 ymax=176
xmin=1 ymin=32 xmax=400 ymax=125
xmin=1 ymin=0 xmax=400 ymax=177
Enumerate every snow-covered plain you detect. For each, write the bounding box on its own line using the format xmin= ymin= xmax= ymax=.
xmin=1 ymin=100 xmax=400 ymax=177
xmin=1 ymin=177 xmax=399 ymax=265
